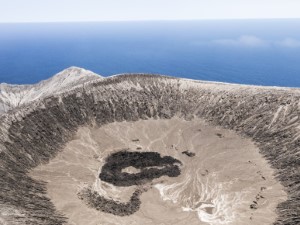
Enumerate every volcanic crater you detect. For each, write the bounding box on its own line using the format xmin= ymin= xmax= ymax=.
xmin=0 ymin=68 xmax=299 ymax=225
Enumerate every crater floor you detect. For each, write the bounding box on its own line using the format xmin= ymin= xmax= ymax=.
xmin=30 ymin=117 xmax=286 ymax=225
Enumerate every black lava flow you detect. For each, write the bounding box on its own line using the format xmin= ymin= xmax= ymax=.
xmin=79 ymin=150 xmax=182 ymax=216
xmin=99 ymin=150 xmax=182 ymax=186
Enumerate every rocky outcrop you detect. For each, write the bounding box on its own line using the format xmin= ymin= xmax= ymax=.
xmin=0 ymin=71 xmax=300 ymax=224
xmin=182 ymin=150 xmax=196 ymax=157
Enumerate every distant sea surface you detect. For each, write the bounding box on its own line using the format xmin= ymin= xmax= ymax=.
xmin=1 ymin=19 xmax=300 ymax=87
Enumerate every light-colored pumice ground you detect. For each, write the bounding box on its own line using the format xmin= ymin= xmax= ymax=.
xmin=30 ymin=117 xmax=287 ymax=225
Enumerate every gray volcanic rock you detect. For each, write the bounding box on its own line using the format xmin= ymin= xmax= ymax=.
xmin=0 ymin=68 xmax=300 ymax=224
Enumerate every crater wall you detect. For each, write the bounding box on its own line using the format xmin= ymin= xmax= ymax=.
xmin=0 ymin=75 xmax=299 ymax=224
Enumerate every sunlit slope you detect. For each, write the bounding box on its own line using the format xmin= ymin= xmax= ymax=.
xmin=0 ymin=67 xmax=102 ymax=114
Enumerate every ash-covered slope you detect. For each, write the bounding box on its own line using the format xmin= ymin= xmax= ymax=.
xmin=0 ymin=69 xmax=300 ymax=224
xmin=0 ymin=67 xmax=102 ymax=114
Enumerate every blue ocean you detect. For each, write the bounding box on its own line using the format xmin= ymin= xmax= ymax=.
xmin=0 ymin=19 xmax=300 ymax=87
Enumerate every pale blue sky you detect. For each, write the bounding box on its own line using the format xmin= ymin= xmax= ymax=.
xmin=1 ymin=0 xmax=300 ymax=23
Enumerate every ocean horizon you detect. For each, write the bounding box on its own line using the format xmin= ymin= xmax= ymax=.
xmin=1 ymin=19 xmax=300 ymax=87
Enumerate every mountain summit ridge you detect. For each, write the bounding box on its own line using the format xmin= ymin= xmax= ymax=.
xmin=0 ymin=67 xmax=102 ymax=114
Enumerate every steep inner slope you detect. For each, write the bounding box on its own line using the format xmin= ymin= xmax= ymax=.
xmin=0 ymin=72 xmax=299 ymax=225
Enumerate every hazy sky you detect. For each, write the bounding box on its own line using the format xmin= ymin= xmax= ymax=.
xmin=1 ymin=0 xmax=300 ymax=23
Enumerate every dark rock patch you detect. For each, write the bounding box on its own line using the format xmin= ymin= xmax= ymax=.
xmin=182 ymin=150 xmax=196 ymax=157
xmin=250 ymin=203 xmax=258 ymax=210
xmin=99 ymin=150 xmax=182 ymax=187
xmin=78 ymin=188 xmax=143 ymax=216
xmin=216 ymin=133 xmax=223 ymax=138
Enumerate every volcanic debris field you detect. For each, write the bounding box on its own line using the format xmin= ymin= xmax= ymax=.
xmin=0 ymin=72 xmax=299 ymax=225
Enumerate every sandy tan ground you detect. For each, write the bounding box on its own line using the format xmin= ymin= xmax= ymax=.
xmin=30 ymin=118 xmax=287 ymax=225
